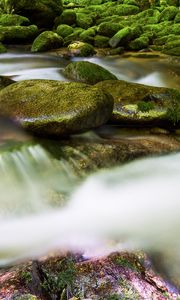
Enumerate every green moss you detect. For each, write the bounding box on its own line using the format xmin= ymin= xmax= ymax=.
xmin=129 ymin=35 xmax=149 ymax=50
xmin=109 ymin=27 xmax=132 ymax=48
xmin=64 ymin=61 xmax=117 ymax=84
xmin=107 ymin=294 xmax=120 ymax=300
xmin=76 ymin=12 xmax=94 ymax=29
xmin=56 ymin=10 xmax=76 ymax=26
xmin=0 ymin=14 xmax=30 ymax=26
xmin=94 ymin=34 xmax=109 ymax=48
xmin=31 ymin=31 xmax=63 ymax=53
xmin=0 ymin=0 xmax=14 ymax=13
xmin=79 ymin=27 xmax=96 ymax=43
xmin=174 ymin=11 xmax=180 ymax=23
xmin=137 ymin=101 xmax=155 ymax=112
xmin=0 ymin=42 xmax=7 ymax=53
xmin=0 ymin=25 xmax=38 ymax=44
xmin=63 ymin=28 xmax=84 ymax=46
xmin=97 ymin=22 xmax=123 ymax=37
xmin=68 ymin=41 xmax=95 ymax=56
xmin=166 ymin=90 xmax=180 ymax=125
xmin=56 ymin=24 xmax=74 ymax=38
xmin=21 ymin=271 xmax=32 ymax=285
xmin=158 ymin=6 xmax=179 ymax=22
xmin=41 ymin=258 xmax=76 ymax=299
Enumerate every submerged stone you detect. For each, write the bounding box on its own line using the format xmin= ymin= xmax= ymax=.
xmin=0 ymin=80 xmax=114 ymax=137
xmin=64 ymin=61 xmax=117 ymax=84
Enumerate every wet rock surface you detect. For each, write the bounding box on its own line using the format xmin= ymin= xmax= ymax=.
xmin=64 ymin=61 xmax=117 ymax=84
xmin=95 ymin=80 xmax=180 ymax=128
xmin=0 ymin=252 xmax=179 ymax=300
xmin=0 ymin=80 xmax=114 ymax=137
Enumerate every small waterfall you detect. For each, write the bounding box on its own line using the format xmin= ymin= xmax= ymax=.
xmin=0 ymin=145 xmax=179 ymax=266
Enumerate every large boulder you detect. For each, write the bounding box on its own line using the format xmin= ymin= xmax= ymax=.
xmin=31 ymin=31 xmax=63 ymax=52
xmin=8 ymin=0 xmax=63 ymax=29
xmin=0 ymin=25 xmax=38 ymax=44
xmin=0 ymin=80 xmax=114 ymax=137
xmin=64 ymin=61 xmax=117 ymax=84
xmin=95 ymin=80 xmax=180 ymax=128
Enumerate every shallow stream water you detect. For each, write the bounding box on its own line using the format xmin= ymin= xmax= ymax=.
xmin=0 ymin=50 xmax=179 ymax=267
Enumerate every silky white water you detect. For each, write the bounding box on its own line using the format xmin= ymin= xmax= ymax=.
xmin=0 ymin=145 xmax=179 ymax=266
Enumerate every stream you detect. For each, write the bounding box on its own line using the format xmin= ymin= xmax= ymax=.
xmin=0 ymin=50 xmax=179 ymax=267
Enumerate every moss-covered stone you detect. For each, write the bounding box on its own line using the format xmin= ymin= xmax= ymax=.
xmin=174 ymin=11 xmax=180 ymax=23
xmin=0 ymin=42 xmax=6 ymax=53
xmin=79 ymin=27 xmax=96 ymax=43
xmin=56 ymin=10 xmax=76 ymax=26
xmin=76 ymin=13 xmax=94 ymax=29
xmin=0 ymin=14 xmax=30 ymax=26
xmin=162 ymin=39 xmax=180 ymax=56
xmin=97 ymin=22 xmax=124 ymax=37
xmin=158 ymin=6 xmax=179 ymax=22
xmin=108 ymin=47 xmax=124 ymax=55
xmin=56 ymin=24 xmax=74 ymax=38
xmin=129 ymin=35 xmax=149 ymax=50
xmin=0 ymin=24 xmax=38 ymax=44
xmin=31 ymin=31 xmax=63 ymax=52
xmin=7 ymin=0 xmax=63 ymax=28
xmin=95 ymin=80 xmax=180 ymax=128
xmin=64 ymin=61 xmax=117 ymax=84
xmin=109 ymin=27 xmax=132 ymax=48
xmin=63 ymin=28 xmax=84 ymax=46
xmin=67 ymin=41 xmax=95 ymax=56
xmin=108 ymin=4 xmax=140 ymax=17
xmin=0 ymin=80 xmax=114 ymax=137
xmin=94 ymin=34 xmax=109 ymax=48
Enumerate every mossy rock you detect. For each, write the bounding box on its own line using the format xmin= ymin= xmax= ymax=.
xmin=0 ymin=42 xmax=7 ymax=53
xmin=0 ymin=14 xmax=30 ymax=26
xmin=79 ymin=28 xmax=96 ymax=43
xmin=56 ymin=24 xmax=74 ymax=38
xmin=95 ymin=80 xmax=180 ymax=127
xmin=0 ymin=76 xmax=15 ymax=90
xmin=56 ymin=10 xmax=76 ymax=26
xmin=0 ymin=25 xmax=38 ymax=44
xmin=64 ymin=61 xmax=117 ymax=84
xmin=94 ymin=35 xmax=109 ymax=48
xmin=31 ymin=31 xmax=63 ymax=52
xmin=112 ymin=4 xmax=140 ymax=16
xmin=129 ymin=35 xmax=149 ymax=50
xmin=97 ymin=22 xmax=124 ymax=37
xmin=8 ymin=0 xmax=63 ymax=28
xmin=76 ymin=13 xmax=94 ymax=29
xmin=174 ymin=11 xmax=180 ymax=23
xmin=158 ymin=6 xmax=179 ymax=22
xmin=162 ymin=40 xmax=180 ymax=56
xmin=0 ymin=80 xmax=114 ymax=137
xmin=109 ymin=27 xmax=132 ymax=48
xmin=63 ymin=28 xmax=84 ymax=46
xmin=108 ymin=47 xmax=124 ymax=55
xmin=67 ymin=41 xmax=96 ymax=56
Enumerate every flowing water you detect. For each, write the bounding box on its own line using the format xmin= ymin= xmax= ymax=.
xmin=0 ymin=51 xmax=179 ymax=267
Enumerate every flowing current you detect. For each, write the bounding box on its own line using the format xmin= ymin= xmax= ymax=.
xmin=0 ymin=51 xmax=179 ymax=267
